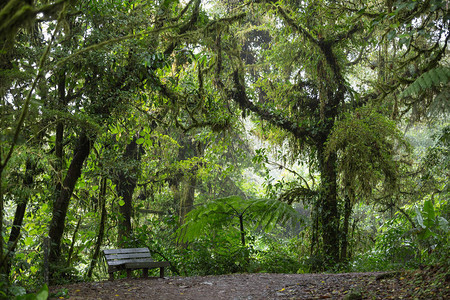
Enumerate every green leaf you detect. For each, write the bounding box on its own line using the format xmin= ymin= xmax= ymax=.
xmin=422 ymin=200 xmax=435 ymax=227
xmin=35 ymin=284 xmax=48 ymax=300
xmin=400 ymin=67 xmax=450 ymax=97
xmin=24 ymin=237 xmax=33 ymax=247
xmin=407 ymin=1 xmax=417 ymax=10
xmin=437 ymin=217 xmax=449 ymax=232
xmin=420 ymin=228 xmax=433 ymax=239
xmin=136 ymin=138 xmax=145 ymax=144
xmin=356 ymin=7 xmax=366 ymax=15
xmin=415 ymin=207 xmax=425 ymax=228
xmin=176 ymin=196 xmax=300 ymax=244
xmin=422 ymin=72 xmax=433 ymax=87
xmin=118 ymin=199 xmax=125 ymax=206
xmin=9 ymin=286 xmax=26 ymax=297
xmin=387 ymin=30 xmax=396 ymax=40
xmin=14 ymin=284 xmax=48 ymax=300
xmin=399 ymin=37 xmax=410 ymax=47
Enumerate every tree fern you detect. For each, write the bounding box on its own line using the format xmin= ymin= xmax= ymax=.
xmin=176 ymin=196 xmax=301 ymax=244
xmin=400 ymin=67 xmax=450 ymax=98
xmin=427 ymin=87 xmax=450 ymax=117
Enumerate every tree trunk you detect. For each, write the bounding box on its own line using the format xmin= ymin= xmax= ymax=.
xmin=317 ymin=143 xmax=339 ymax=267
xmin=175 ymin=137 xmax=202 ymax=247
xmin=66 ymin=216 xmax=81 ymax=267
xmin=87 ymin=176 xmax=107 ymax=279
xmin=115 ymin=137 xmax=142 ymax=246
xmin=0 ymin=3 xmax=16 ymax=269
xmin=6 ymin=159 xmax=35 ymax=276
xmin=176 ymin=174 xmax=196 ymax=248
xmin=340 ymin=191 xmax=353 ymax=262
xmin=48 ymin=132 xmax=92 ymax=272
xmin=55 ymin=70 xmax=65 ymax=196
xmin=179 ymin=175 xmax=196 ymax=226
xmin=174 ymin=136 xmax=201 ymax=227
xmin=316 ymin=39 xmax=345 ymax=268
xmin=239 ymin=215 xmax=245 ymax=246
xmin=310 ymin=203 xmax=319 ymax=257
xmin=170 ymin=181 xmax=181 ymax=217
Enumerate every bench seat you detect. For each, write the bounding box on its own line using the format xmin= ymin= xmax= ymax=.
xmin=103 ymin=248 xmax=170 ymax=280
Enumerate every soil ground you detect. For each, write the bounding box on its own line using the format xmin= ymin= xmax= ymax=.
xmin=49 ymin=267 xmax=449 ymax=300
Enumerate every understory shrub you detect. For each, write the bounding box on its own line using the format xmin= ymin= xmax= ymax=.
xmin=351 ymin=199 xmax=449 ymax=271
xmin=250 ymin=234 xmax=302 ymax=273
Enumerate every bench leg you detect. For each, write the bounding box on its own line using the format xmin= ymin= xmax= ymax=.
xmin=109 ymin=273 xmax=114 ymax=281
xmin=143 ymin=268 xmax=148 ymax=278
xmin=160 ymin=267 xmax=164 ymax=278
xmin=126 ymin=269 xmax=132 ymax=278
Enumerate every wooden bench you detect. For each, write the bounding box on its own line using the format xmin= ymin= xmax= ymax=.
xmin=103 ymin=247 xmax=170 ymax=280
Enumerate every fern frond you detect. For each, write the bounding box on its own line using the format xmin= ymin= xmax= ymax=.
xmin=176 ymin=196 xmax=301 ymax=243
xmin=400 ymin=67 xmax=450 ymax=98
xmin=249 ymin=198 xmax=300 ymax=231
xmin=427 ymin=86 xmax=450 ymax=118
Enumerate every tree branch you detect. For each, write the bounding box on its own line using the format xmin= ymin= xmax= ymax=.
xmin=229 ymin=69 xmax=313 ymax=140
xmin=56 ymin=23 xmax=179 ymax=68
xmin=273 ymin=4 xmax=319 ymax=46
xmin=2 ymin=3 xmax=67 ymax=170
xmin=332 ymin=23 xmax=362 ymax=44
xmin=164 ymin=0 xmax=201 ymax=55
xmin=266 ymin=159 xmax=311 ymax=191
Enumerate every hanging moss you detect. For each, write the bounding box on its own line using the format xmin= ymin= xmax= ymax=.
xmin=0 ymin=0 xmax=35 ymax=40
xmin=325 ymin=105 xmax=411 ymax=198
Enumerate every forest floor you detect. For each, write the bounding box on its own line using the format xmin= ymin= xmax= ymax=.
xmin=49 ymin=265 xmax=449 ymax=299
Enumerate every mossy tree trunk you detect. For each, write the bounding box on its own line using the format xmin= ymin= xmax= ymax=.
xmin=115 ymin=136 xmax=142 ymax=247
xmin=340 ymin=191 xmax=353 ymax=263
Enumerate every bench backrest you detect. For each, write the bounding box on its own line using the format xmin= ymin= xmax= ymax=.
xmin=103 ymin=248 xmax=154 ymax=271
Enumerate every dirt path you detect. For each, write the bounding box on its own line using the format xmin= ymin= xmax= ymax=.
xmin=49 ymin=270 xmax=449 ymax=299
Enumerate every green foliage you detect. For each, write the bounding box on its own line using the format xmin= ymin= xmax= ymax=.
xmin=0 ymin=281 xmax=48 ymax=300
xmin=400 ymin=67 xmax=450 ymax=98
xmin=351 ymin=199 xmax=449 ymax=271
xmin=250 ymin=232 xmax=303 ymax=274
xmin=1 ymin=0 xmax=449 ymax=289
xmin=326 ymin=106 xmax=409 ymax=197
xmin=179 ymin=234 xmax=251 ymax=276
xmin=421 ymin=125 xmax=450 ymax=187
xmin=14 ymin=284 xmax=48 ymax=300
xmin=174 ymin=228 xmax=306 ymax=276
xmin=413 ymin=200 xmax=449 ymax=265
xmin=176 ymin=196 xmax=300 ymax=244
xmin=127 ymin=212 xmax=305 ymax=277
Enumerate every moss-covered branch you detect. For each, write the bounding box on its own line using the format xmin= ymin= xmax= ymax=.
xmin=229 ymin=69 xmax=313 ymax=140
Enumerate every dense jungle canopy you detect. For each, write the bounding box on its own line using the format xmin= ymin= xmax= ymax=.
xmin=0 ymin=0 xmax=449 ymax=298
